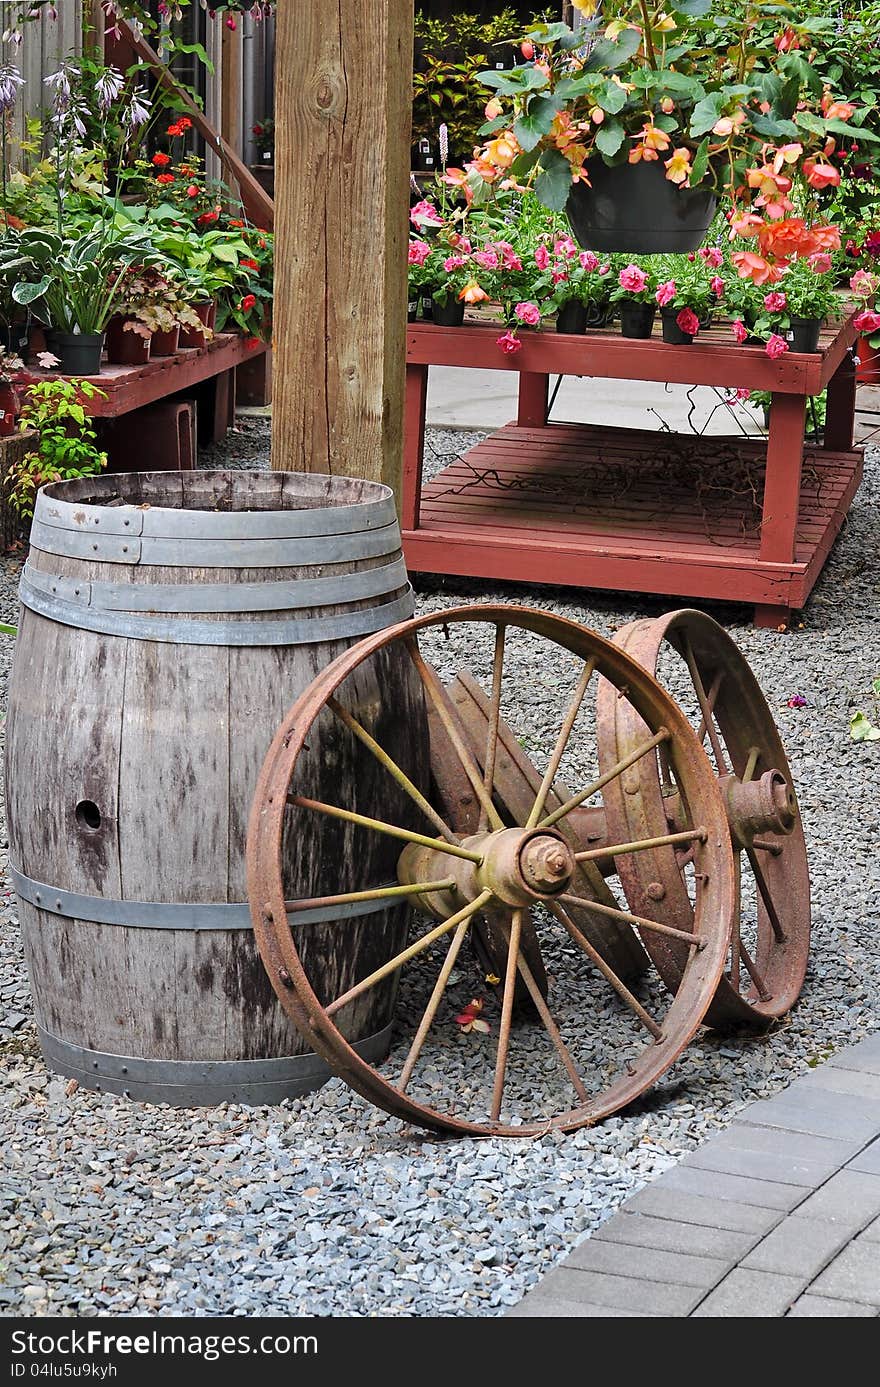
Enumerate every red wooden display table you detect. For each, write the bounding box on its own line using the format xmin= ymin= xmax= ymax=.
xmin=402 ymin=314 xmax=862 ymax=627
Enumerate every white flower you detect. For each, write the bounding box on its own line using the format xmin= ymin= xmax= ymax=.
xmin=95 ymin=66 xmax=125 ymax=113
xmin=124 ymin=89 xmax=151 ymax=131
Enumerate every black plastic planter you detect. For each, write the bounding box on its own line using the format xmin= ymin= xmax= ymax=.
xmin=619 ymin=300 xmax=656 ymax=339
xmin=556 ymin=301 xmax=587 ymax=334
xmin=431 ymin=297 xmax=465 ymax=327
xmin=50 ymin=331 xmax=104 ymax=375
xmin=661 ymin=310 xmax=695 ymax=345
xmin=566 ymin=159 xmax=717 ymax=254
xmin=788 ymin=317 xmax=823 ymax=353
xmin=585 ymin=298 xmax=614 ymax=329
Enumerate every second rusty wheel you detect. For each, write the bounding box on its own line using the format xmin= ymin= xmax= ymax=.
xmin=248 ymin=606 xmax=736 ymax=1136
xmin=597 ymin=609 xmax=810 ymax=1028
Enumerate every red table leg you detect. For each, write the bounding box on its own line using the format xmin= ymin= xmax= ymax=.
xmin=517 ymin=373 xmax=549 ymax=427
xmin=402 ymin=362 xmax=428 ymax=530
xmin=755 ymin=391 xmax=806 ymax=627
xmin=823 ymin=350 xmax=856 ymax=452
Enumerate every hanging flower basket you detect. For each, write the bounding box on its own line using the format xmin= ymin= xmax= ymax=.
xmin=566 ymin=161 xmax=717 ymax=256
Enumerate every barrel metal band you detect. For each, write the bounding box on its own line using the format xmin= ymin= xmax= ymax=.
xmin=37 ymin=1024 xmax=394 ymax=1103
xmin=17 ymin=581 xmax=414 ymax=646
xmin=9 ymin=867 xmax=400 ymax=929
xmin=21 ymin=555 xmax=409 ymax=615
xmin=28 ymin=518 xmax=405 ymax=568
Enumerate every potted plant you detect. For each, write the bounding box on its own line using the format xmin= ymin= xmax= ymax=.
xmin=461 ymin=9 xmax=871 ymax=262
xmin=776 ymin=256 xmax=841 ymax=352
xmin=534 ymin=239 xmax=612 ymax=333
xmin=0 ymin=347 xmax=25 ymax=437
xmin=106 ymin=264 xmax=207 ymax=363
xmin=3 ymin=377 xmax=107 ymax=520
xmin=610 ymin=260 xmax=658 ymax=338
xmin=653 ymin=252 xmax=718 ymax=344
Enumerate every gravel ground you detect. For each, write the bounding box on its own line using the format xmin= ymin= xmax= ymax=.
xmin=0 ymin=416 xmax=878 ymax=1317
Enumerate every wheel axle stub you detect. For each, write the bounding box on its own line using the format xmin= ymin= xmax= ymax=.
xmin=248 ymin=605 xmax=736 ymax=1137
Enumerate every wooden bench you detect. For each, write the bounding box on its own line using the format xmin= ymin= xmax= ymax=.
xmin=402 ymin=314 xmax=862 ymax=627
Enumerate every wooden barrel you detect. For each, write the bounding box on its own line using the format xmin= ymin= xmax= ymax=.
xmin=5 ymin=469 xmax=429 ymax=1105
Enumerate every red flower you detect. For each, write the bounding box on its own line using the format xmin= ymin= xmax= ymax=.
xmin=732 ymin=319 xmax=748 ymax=343
xmin=496 ymin=331 xmax=522 ymax=355
xmin=178 ymin=117 xmax=192 ymax=131
xmin=854 ymin=310 xmax=880 ymax=334
xmin=167 ymin=122 xmax=183 ymax=137
xmin=765 ymin=333 xmax=789 ymax=360
xmin=676 ymin=308 xmax=700 ymax=337
xmin=240 ymin=294 xmax=257 ymax=312
xmin=252 ymin=124 xmax=264 ymax=136
xmin=229 ymin=218 xmax=245 ymax=228
xmin=241 ymin=258 xmax=259 ymax=271
xmin=186 ymin=185 xmax=199 ymax=198
xmin=156 ymin=173 xmax=175 ymax=185
xmin=197 ymin=209 xmax=219 ymax=224
xmin=151 ymin=152 xmax=171 ymax=167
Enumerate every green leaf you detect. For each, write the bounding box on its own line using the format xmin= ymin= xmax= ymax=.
xmin=584 ymin=30 xmax=643 ymax=74
xmin=850 ymin=711 xmax=880 ymax=742
xmin=534 ymin=147 xmax=574 ymax=213
xmin=514 ymin=94 xmax=563 ymax=152
xmin=0 ymin=623 xmax=17 ymax=637
xmin=12 ymin=279 xmax=50 ymax=305
xmin=477 ymin=114 xmax=510 ymax=136
xmin=523 ymin=21 xmax=574 ymax=45
xmin=872 ymin=677 xmax=880 ymax=697
xmin=671 ymin=0 xmax=713 ymax=15
xmin=597 ymin=80 xmax=627 ymax=116
xmin=477 ymin=66 xmax=549 ymax=95
xmin=689 ymin=92 xmax=726 ymax=137
xmin=750 ymin=113 xmax=800 ymax=138
xmin=594 ymin=121 xmax=625 ymax=158
xmin=778 ymin=52 xmax=823 ymax=96
xmin=824 ymin=117 xmax=880 ymax=143
xmin=689 ymin=136 xmax=710 ymax=185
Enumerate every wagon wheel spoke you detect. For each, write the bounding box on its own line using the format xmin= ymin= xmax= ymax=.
xmin=538 ymin=728 xmax=670 ymax=830
xmin=742 ymin=745 xmax=762 ymax=784
xmin=288 ymin=795 xmax=484 ymax=863
xmin=558 ymin=893 xmax=704 ymax=952
xmin=284 ymin=878 xmax=457 ymax=914
xmin=325 ymin=890 xmax=494 ymax=1019
xmin=526 ymin=658 xmax=596 ymax=828
xmin=738 ymin=937 xmax=772 ymax=1002
xmin=490 ymin=907 xmax=523 ymax=1121
xmin=480 ymin=623 xmax=506 ymax=831
xmin=496 ymin=914 xmax=589 ymax=1102
xmin=548 ymin=900 xmax=664 ymax=1040
xmin=399 ymin=903 xmax=478 ymax=1092
xmin=745 ymin=846 xmax=787 ymax=942
xmin=695 ymin=669 xmax=724 ymax=749
xmin=327 ymin=696 xmax=457 ymax=844
xmin=406 ymin=637 xmax=505 ymax=831
xmin=681 ymin=638 xmax=729 ymax=776
xmin=574 ymin=826 xmax=706 ymax=865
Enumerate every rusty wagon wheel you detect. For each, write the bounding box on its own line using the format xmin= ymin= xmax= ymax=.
xmin=248 ymin=605 xmax=735 ymax=1137
xmin=596 ymin=610 xmax=810 ymax=1029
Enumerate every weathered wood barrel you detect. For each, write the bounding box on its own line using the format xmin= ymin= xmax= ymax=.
xmin=5 ymin=469 xmax=429 ymax=1105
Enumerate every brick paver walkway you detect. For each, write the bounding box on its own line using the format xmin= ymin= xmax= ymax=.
xmin=509 ymin=1034 xmax=880 ymax=1317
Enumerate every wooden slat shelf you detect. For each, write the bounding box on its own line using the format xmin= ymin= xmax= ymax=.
xmin=402 ymin=315 xmax=864 ymax=626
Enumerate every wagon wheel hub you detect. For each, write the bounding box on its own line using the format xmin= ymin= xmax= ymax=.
xmin=399 ymin=828 xmax=576 ymax=916
xmin=719 ymin=769 xmax=797 ymax=850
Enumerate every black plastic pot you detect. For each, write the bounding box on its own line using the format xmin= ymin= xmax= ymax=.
xmin=431 ymin=296 xmax=465 ymax=327
xmin=1 ymin=321 xmax=28 ymax=355
xmin=661 ymin=309 xmax=695 ymax=345
xmin=407 ymin=299 xmax=419 ymax=323
xmin=618 ymin=300 xmax=656 ymax=339
xmin=566 ymin=159 xmax=717 ymax=254
xmin=585 ymin=298 xmax=614 ymax=329
xmin=788 ymin=317 xmax=823 ymax=353
xmin=556 ymin=300 xmax=587 ymax=334
xmin=50 ymin=331 xmax=104 ymax=375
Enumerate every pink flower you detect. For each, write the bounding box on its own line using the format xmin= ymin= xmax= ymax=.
xmin=473 ymin=248 xmax=500 ymax=270
xmin=809 ymin=252 xmax=833 ymax=274
xmin=551 ymin=268 xmax=567 ymax=285
xmin=495 ymin=242 xmax=522 ymax=271
xmin=850 ymin=269 xmax=879 ymax=297
xmin=710 ymin=275 xmax=725 ymax=297
xmin=496 ymin=330 xmax=522 ymax=355
xmin=676 ymin=308 xmax=700 ymax=337
xmin=408 ymin=240 xmax=431 ymax=266
xmin=787 ymin=694 xmax=807 ymax=707
xmin=765 ymin=333 xmax=789 ymax=359
xmin=655 ymin=279 xmax=677 ymax=307
xmin=553 ymin=236 xmax=578 ymax=259
xmin=442 ymin=254 xmax=467 ymax=271
xmin=579 ymin=250 xmax=599 ymax=271
xmin=410 ymin=199 xmax=442 ymax=229
xmin=699 ymin=246 xmax=724 ymax=268
xmin=598 ymin=263 xmax=611 ymax=276
xmin=854 ymin=309 xmax=880 ymax=333
xmin=619 ymin=264 xmax=648 ymax=294
xmin=723 ymin=387 xmax=750 ymax=404
xmin=763 ymin=291 xmax=787 ymax=313
xmin=514 ymin=301 xmax=541 ymax=327
xmin=534 ymin=245 xmax=551 ymax=270
xmin=732 ymin=319 xmax=748 ymax=343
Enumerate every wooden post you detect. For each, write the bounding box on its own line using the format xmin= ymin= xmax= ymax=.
xmin=270 ymin=1 xmax=413 ymax=499
xmin=221 ymin=19 xmax=243 ymax=160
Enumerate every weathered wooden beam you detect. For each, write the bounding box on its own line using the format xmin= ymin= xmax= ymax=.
xmin=270 ymin=1 xmax=413 ymax=500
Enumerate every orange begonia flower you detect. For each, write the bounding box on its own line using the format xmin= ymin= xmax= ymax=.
xmin=803 ymin=158 xmax=841 ymax=189
xmin=458 ymin=280 xmax=489 ymax=304
xmin=731 ymin=251 xmax=785 ymax=285
xmin=485 ymin=133 xmax=519 ymax=168
xmin=665 ymin=147 xmax=692 ymax=184
xmin=758 ymin=217 xmax=818 ymax=262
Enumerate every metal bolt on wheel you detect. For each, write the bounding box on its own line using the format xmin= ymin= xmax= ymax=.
xmin=248 ymin=606 xmax=735 ymax=1136
xmin=596 ymin=609 xmax=810 ymax=1029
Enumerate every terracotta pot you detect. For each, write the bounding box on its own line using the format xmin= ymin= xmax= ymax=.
xmin=179 ymin=300 xmax=216 ymax=350
xmin=106 ymin=317 xmax=152 ymax=366
xmin=0 ymin=381 xmax=18 ymax=436
xmin=150 ymin=324 xmax=181 ymax=357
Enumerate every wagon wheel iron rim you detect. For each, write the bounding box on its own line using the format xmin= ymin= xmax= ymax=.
xmin=596 ymin=609 xmax=810 ymax=1029
xmin=247 ymin=605 xmax=735 ymax=1137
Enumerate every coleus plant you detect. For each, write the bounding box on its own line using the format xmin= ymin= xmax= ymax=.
xmin=451 ymin=3 xmax=878 ymax=282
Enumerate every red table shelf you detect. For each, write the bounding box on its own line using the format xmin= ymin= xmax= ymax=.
xmin=402 ymin=315 xmax=862 ymax=626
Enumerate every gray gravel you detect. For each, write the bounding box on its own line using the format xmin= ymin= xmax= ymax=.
xmin=0 ymin=416 xmax=878 ymax=1317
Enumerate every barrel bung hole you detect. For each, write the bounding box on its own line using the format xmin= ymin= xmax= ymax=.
xmin=75 ymin=800 xmax=102 ymax=832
